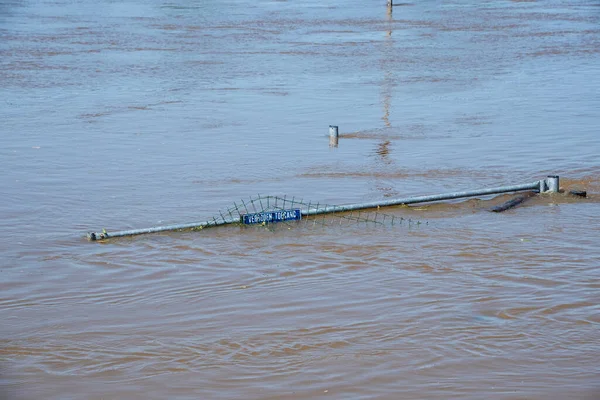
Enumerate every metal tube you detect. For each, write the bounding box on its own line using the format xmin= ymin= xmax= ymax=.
xmin=88 ymin=178 xmax=550 ymax=241
xmin=87 ymin=216 xmax=238 ymax=241
xmin=304 ymin=181 xmax=543 ymax=216
xmin=546 ymin=175 xmax=559 ymax=193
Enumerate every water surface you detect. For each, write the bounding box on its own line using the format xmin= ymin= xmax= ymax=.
xmin=1 ymin=0 xmax=599 ymax=398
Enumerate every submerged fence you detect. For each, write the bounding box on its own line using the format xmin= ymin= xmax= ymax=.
xmin=87 ymin=176 xmax=560 ymax=241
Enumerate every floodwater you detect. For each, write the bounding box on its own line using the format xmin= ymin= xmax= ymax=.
xmin=1 ymin=0 xmax=600 ymax=398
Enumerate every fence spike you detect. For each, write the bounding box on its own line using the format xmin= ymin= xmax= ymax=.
xmin=258 ymin=195 xmax=265 ymax=212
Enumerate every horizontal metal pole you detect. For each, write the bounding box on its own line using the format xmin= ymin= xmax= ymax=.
xmin=87 ymin=216 xmax=238 ymax=241
xmin=304 ymin=181 xmax=542 ymax=216
xmin=88 ymin=179 xmax=547 ymax=241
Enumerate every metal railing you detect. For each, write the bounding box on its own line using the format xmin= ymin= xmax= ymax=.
xmin=87 ymin=176 xmax=560 ymax=241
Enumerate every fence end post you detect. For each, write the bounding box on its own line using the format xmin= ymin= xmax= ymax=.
xmin=546 ymin=175 xmax=560 ymax=193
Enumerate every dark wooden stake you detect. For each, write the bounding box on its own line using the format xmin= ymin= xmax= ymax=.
xmin=489 ymin=192 xmax=535 ymax=213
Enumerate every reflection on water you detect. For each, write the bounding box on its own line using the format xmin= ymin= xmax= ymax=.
xmin=1 ymin=0 xmax=600 ymax=398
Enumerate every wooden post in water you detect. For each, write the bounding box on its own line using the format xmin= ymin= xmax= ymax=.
xmin=490 ymin=192 xmax=535 ymax=213
xmin=387 ymin=0 xmax=393 ymax=7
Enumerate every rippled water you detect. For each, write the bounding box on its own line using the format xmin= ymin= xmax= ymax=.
xmin=1 ymin=0 xmax=600 ymax=398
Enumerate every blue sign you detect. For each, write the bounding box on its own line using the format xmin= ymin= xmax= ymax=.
xmin=242 ymin=209 xmax=302 ymax=225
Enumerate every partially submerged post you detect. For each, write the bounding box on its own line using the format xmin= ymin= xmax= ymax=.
xmin=329 ymin=125 xmax=339 ymax=147
xmin=569 ymin=190 xmax=587 ymax=198
xmin=546 ymin=175 xmax=559 ymax=193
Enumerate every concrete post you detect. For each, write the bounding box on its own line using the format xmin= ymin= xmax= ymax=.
xmin=329 ymin=125 xmax=339 ymax=147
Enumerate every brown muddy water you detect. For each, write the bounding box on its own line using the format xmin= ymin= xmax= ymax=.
xmin=1 ymin=0 xmax=600 ymax=398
